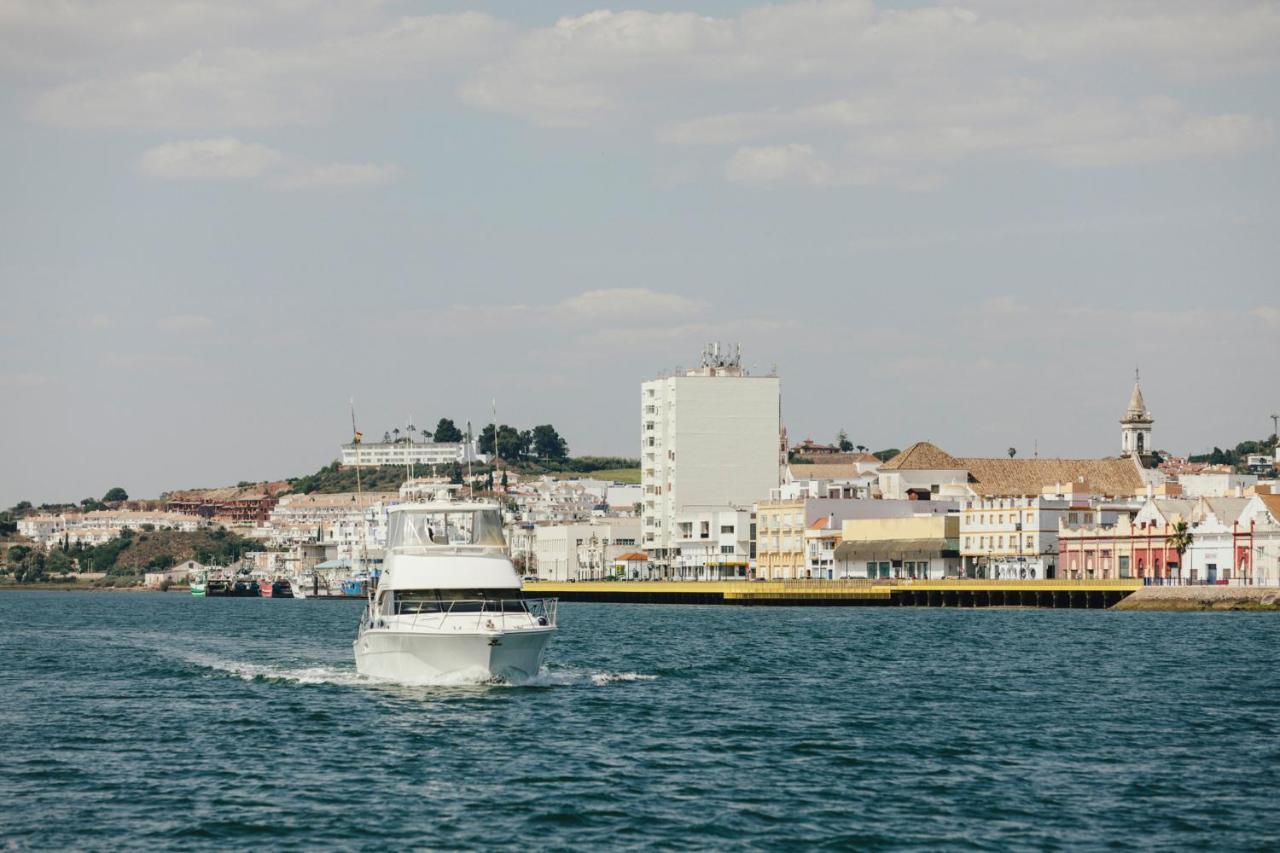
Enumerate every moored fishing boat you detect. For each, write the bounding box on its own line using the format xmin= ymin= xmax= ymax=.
xmin=190 ymin=575 xmax=207 ymax=597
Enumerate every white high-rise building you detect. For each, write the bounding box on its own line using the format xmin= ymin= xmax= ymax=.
xmin=641 ymin=344 xmax=781 ymax=573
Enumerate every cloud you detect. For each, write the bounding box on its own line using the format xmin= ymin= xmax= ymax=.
xmin=15 ymin=1 xmax=1280 ymax=190
xmin=269 ymin=162 xmax=401 ymax=191
xmin=137 ymin=137 xmax=401 ymax=190
xmin=0 ymin=372 xmax=50 ymax=389
xmin=725 ymin=144 xmax=833 ymax=186
xmin=138 ymin=138 xmax=283 ymax=181
xmin=157 ymin=314 xmax=215 ymax=332
xmin=558 ymin=289 xmax=707 ymax=321
xmin=459 ymin=1 xmax=1278 ymax=186
xmin=397 ymin=288 xmax=777 ymax=351
xmin=1253 ymin=306 xmax=1280 ymax=328
xmin=28 ymin=11 xmax=512 ymax=130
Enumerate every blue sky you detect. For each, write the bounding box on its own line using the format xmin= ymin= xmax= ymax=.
xmin=1 ymin=0 xmax=1278 ymax=506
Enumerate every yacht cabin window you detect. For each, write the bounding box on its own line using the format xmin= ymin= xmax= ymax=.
xmin=386 ymin=509 xmax=506 ymax=549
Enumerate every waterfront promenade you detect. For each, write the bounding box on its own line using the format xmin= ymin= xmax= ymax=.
xmin=525 ymin=578 xmax=1144 ymax=608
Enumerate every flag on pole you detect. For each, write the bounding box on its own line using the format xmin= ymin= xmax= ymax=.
xmin=353 ymin=431 xmax=363 ymax=444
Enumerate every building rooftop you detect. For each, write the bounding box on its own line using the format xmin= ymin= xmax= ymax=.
xmin=879 ymin=442 xmax=963 ymax=471
xmin=961 ymin=457 xmax=1144 ymax=498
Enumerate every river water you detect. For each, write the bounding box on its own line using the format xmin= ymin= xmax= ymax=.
xmin=2 ymin=591 xmax=1279 ymax=850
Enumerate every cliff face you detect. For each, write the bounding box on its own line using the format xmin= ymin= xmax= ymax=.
xmin=1114 ymin=586 xmax=1280 ymax=611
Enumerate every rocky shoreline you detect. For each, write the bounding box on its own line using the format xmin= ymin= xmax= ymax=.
xmin=1114 ymin=586 xmax=1280 ymax=611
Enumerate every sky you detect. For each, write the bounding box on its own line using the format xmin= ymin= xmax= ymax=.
xmin=1 ymin=0 xmax=1278 ymax=507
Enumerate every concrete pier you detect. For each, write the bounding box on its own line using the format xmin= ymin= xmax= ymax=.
xmin=524 ymin=579 xmax=1142 ymax=609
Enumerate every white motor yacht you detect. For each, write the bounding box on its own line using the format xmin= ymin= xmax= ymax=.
xmin=353 ymin=495 xmax=556 ymax=683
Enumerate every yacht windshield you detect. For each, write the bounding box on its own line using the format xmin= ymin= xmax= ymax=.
xmin=387 ymin=509 xmax=506 ymax=549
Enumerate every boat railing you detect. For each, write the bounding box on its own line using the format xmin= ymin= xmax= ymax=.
xmin=385 ymin=597 xmax=557 ymax=632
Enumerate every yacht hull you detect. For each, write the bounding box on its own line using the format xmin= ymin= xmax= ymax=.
xmin=354 ymin=627 xmax=553 ymax=684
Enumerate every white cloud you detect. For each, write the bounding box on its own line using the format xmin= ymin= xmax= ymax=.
xmin=725 ymin=144 xmax=833 ymax=186
xmin=28 ymin=11 xmax=512 ymax=130
xmin=558 ymin=289 xmax=707 ymax=321
xmin=459 ymin=1 xmax=1278 ymax=186
xmin=138 ymin=138 xmax=283 ymax=181
xmin=14 ymin=1 xmax=1280 ymax=189
xmin=157 ymin=314 xmax=215 ymax=332
xmin=1253 ymin=306 xmax=1280 ymax=328
xmin=137 ymin=137 xmax=401 ymax=190
xmin=269 ymin=162 xmax=401 ymax=191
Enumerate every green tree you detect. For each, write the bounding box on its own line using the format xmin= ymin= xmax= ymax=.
xmin=102 ymin=487 xmax=128 ymax=503
xmin=433 ymin=418 xmax=464 ymax=443
xmin=836 ymin=430 xmax=853 ymax=452
xmin=1165 ymin=521 xmax=1194 ymax=580
xmin=532 ymin=425 xmax=569 ymax=459
xmin=46 ymin=549 xmax=75 ymax=575
xmin=478 ymin=424 xmax=497 ymax=455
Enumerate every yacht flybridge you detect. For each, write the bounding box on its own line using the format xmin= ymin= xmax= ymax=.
xmin=353 ymin=493 xmax=556 ymax=683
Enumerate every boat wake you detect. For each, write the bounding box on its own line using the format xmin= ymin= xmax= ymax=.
xmin=179 ymin=652 xmax=371 ymax=688
xmin=179 ymin=652 xmax=656 ymax=691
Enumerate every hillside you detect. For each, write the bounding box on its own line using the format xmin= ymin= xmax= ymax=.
xmin=287 ymin=456 xmax=642 ymax=495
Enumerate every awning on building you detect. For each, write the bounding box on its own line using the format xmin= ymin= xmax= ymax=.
xmin=833 ymin=539 xmax=955 ymax=561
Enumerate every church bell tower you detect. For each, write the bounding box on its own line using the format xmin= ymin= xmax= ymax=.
xmin=1121 ymin=370 xmax=1154 ymax=457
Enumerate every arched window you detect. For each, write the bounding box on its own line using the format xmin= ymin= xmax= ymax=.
xmin=1136 ymin=433 xmax=1145 ymax=454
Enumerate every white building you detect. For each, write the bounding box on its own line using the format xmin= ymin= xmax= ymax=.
xmin=670 ymin=508 xmax=754 ymax=580
xmin=18 ymin=510 xmax=210 ymax=548
xmin=531 ymin=518 xmax=643 ymax=581
xmin=641 ymin=344 xmax=781 ymax=571
xmin=960 ymin=486 xmax=1138 ymax=579
xmin=782 ymin=463 xmax=879 ymax=500
xmin=340 ymin=439 xmax=483 ymax=468
xmin=1177 ymin=472 xmax=1258 ymax=498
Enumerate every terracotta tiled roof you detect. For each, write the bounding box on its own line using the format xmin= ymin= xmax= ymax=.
xmin=1259 ymin=494 xmax=1280 ymax=523
xmin=789 ymin=463 xmax=870 ymax=480
xmin=807 ymin=516 xmax=830 ymax=530
xmin=615 ymin=552 xmax=649 ymax=561
xmin=879 ymin=442 xmax=963 ymax=471
xmin=960 ymin=456 xmax=1144 ymax=498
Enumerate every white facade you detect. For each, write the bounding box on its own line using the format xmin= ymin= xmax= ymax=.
xmin=340 ymin=440 xmax=483 ymax=468
xmin=641 ymin=346 xmax=781 ymax=569
xmin=1177 ymin=472 xmax=1258 ymax=498
xmin=531 ymin=518 xmax=643 ymax=581
xmin=960 ymin=490 xmax=1136 ymax=579
xmin=670 ymin=508 xmax=754 ymax=580
xmin=17 ymin=511 xmax=210 ymax=548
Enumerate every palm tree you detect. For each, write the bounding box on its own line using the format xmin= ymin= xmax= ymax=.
xmin=421 ymin=429 xmax=432 ymax=444
xmin=1165 ymin=521 xmax=1194 ymax=584
xmin=1007 ymin=447 xmax=1017 ymax=458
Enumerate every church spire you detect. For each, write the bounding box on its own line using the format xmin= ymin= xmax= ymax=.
xmin=1121 ymin=370 xmax=1153 ymax=456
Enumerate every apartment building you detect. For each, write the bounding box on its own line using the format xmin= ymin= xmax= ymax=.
xmin=641 ymin=344 xmax=781 ymax=573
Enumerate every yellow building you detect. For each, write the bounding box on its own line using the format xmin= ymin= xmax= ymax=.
xmin=834 ymin=515 xmax=960 ymax=579
xmin=754 ymin=499 xmax=806 ymax=579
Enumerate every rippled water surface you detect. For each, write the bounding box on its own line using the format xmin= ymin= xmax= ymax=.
xmin=3 ymin=591 xmax=1280 ymax=850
